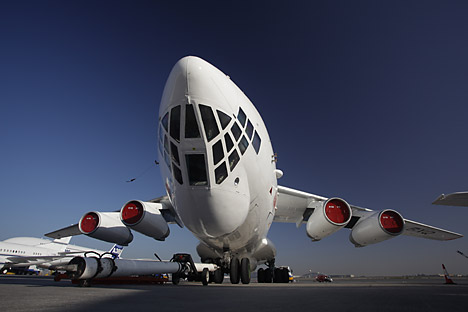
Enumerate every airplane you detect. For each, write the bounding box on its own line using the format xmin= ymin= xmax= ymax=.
xmin=433 ymin=192 xmax=468 ymax=207
xmin=0 ymin=236 xmax=123 ymax=274
xmin=46 ymin=56 xmax=463 ymax=285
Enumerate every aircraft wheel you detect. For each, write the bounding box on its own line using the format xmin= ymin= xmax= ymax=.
xmin=273 ymin=268 xmax=281 ymax=283
xmin=257 ymin=268 xmax=265 ymax=283
xmin=214 ymin=268 xmax=223 ymax=284
xmin=230 ymin=257 xmax=240 ymax=284
xmin=282 ymin=268 xmax=289 ymax=283
xmin=201 ymin=268 xmax=209 ymax=286
xmin=264 ymin=268 xmax=272 ymax=283
xmin=240 ymin=258 xmax=251 ymax=284
xmin=172 ymin=274 xmax=180 ymax=285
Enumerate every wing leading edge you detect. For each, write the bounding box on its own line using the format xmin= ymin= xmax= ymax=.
xmin=275 ymin=185 xmax=462 ymax=241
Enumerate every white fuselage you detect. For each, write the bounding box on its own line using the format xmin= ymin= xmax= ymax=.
xmin=0 ymin=237 xmax=107 ymax=269
xmin=158 ymin=56 xmax=278 ymax=261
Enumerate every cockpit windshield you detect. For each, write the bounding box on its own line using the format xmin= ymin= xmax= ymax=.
xmin=199 ymin=104 xmax=220 ymax=142
xmin=186 ymin=154 xmax=208 ymax=186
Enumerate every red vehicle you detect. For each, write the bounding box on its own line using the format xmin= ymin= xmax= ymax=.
xmin=315 ymin=274 xmax=333 ymax=282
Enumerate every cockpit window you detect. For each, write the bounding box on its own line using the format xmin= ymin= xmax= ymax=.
xmin=212 ymin=140 xmax=224 ymax=165
xmin=170 ymin=105 xmax=181 ymax=142
xmin=199 ymin=104 xmax=220 ymax=142
xmin=185 ymin=104 xmax=201 ymax=138
xmin=224 ymin=133 xmax=234 ymax=152
xmin=239 ymin=135 xmax=249 ymax=155
xmin=162 ymin=112 xmax=169 ymax=132
xmin=170 ymin=142 xmax=180 ymax=166
xmin=186 ymin=154 xmax=208 ymax=186
xmin=230 ymin=122 xmax=242 ymax=141
xmin=237 ymin=107 xmax=246 ymax=127
xmin=246 ymin=120 xmax=253 ymax=139
xmin=217 ymin=110 xmax=231 ymax=130
xmin=164 ymin=135 xmax=169 ymax=153
xmin=228 ymin=149 xmax=240 ymax=171
xmin=252 ymin=130 xmax=261 ymax=154
xmin=172 ymin=163 xmax=183 ymax=185
xmin=215 ymin=162 xmax=228 ymax=184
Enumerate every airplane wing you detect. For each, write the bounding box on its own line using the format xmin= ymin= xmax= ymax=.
xmin=433 ymin=192 xmax=468 ymax=207
xmin=46 ymin=195 xmax=182 ymax=239
xmin=275 ymin=185 xmax=462 ymax=241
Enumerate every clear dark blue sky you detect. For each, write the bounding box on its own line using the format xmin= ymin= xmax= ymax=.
xmin=1 ymin=1 xmax=468 ymax=276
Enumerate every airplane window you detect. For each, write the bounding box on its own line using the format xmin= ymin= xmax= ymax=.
xmin=231 ymin=122 xmax=242 ymax=141
xmin=164 ymin=151 xmax=171 ymax=169
xmin=228 ymin=149 xmax=240 ymax=171
xmin=185 ymin=104 xmax=201 ymax=138
xmin=170 ymin=142 xmax=180 ymax=166
xmin=253 ymin=131 xmax=261 ymax=154
xmin=199 ymin=104 xmax=220 ymax=142
xmin=224 ymin=133 xmax=234 ymax=152
xmin=246 ymin=120 xmax=254 ymax=139
xmin=215 ymin=162 xmax=228 ymax=184
xmin=237 ymin=107 xmax=247 ymax=127
xmin=186 ymin=154 xmax=208 ymax=186
xmin=164 ymin=135 xmax=169 ymax=153
xmin=162 ymin=112 xmax=169 ymax=132
xmin=217 ymin=110 xmax=231 ymax=129
xmin=158 ymin=124 xmax=164 ymax=144
xmin=239 ymin=135 xmax=249 ymax=155
xmin=172 ymin=163 xmax=183 ymax=185
xmin=170 ymin=105 xmax=181 ymax=142
xmin=212 ymin=140 xmax=224 ymax=165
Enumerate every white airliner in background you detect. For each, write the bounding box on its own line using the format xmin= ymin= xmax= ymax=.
xmin=47 ymin=56 xmax=463 ymax=284
xmin=0 ymin=236 xmax=123 ymax=274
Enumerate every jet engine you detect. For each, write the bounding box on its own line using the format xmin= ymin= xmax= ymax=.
xmin=120 ymin=200 xmax=170 ymax=241
xmin=79 ymin=211 xmax=133 ymax=246
xmin=306 ymin=198 xmax=352 ymax=241
xmin=349 ymin=209 xmax=405 ymax=247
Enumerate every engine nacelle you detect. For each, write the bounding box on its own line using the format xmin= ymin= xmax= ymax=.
xmin=349 ymin=209 xmax=405 ymax=247
xmin=78 ymin=211 xmax=133 ymax=246
xmin=120 ymin=200 xmax=170 ymax=241
xmin=306 ymin=198 xmax=352 ymax=241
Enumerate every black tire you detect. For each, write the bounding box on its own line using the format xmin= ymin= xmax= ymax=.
xmin=201 ymin=268 xmax=209 ymax=286
xmin=172 ymin=274 xmax=180 ymax=285
xmin=273 ymin=268 xmax=281 ymax=283
xmin=230 ymin=257 xmax=240 ymax=284
xmin=264 ymin=268 xmax=272 ymax=283
xmin=240 ymin=258 xmax=251 ymax=284
xmin=282 ymin=268 xmax=290 ymax=283
xmin=257 ymin=268 xmax=264 ymax=283
xmin=214 ymin=269 xmax=224 ymax=284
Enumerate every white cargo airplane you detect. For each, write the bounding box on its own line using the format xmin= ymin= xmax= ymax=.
xmin=0 ymin=236 xmax=123 ymax=273
xmin=46 ymin=56 xmax=463 ymax=284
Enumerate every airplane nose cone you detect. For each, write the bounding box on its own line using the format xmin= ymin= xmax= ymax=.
xmin=176 ymin=188 xmax=250 ymax=238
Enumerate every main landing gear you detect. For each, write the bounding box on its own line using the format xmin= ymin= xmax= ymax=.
xmin=229 ymin=257 xmax=251 ymax=284
xmin=257 ymin=260 xmax=290 ymax=283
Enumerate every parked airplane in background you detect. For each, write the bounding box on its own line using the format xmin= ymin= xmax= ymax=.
xmin=47 ymin=56 xmax=463 ymax=285
xmin=0 ymin=236 xmax=122 ymax=274
xmin=433 ymin=192 xmax=468 ymax=207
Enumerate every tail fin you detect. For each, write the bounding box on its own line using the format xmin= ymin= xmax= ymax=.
xmin=53 ymin=236 xmax=72 ymax=245
xmin=109 ymin=245 xmax=124 ymax=259
xmin=442 ymin=264 xmax=456 ymax=284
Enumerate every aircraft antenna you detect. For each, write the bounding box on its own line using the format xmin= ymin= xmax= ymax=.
xmin=126 ymin=160 xmax=159 ymax=183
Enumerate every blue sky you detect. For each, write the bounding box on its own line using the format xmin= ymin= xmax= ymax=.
xmin=1 ymin=1 xmax=468 ymax=276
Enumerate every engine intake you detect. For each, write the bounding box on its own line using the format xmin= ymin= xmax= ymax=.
xmin=78 ymin=211 xmax=133 ymax=246
xmin=349 ymin=209 xmax=405 ymax=247
xmin=120 ymin=200 xmax=170 ymax=241
xmin=306 ymin=198 xmax=352 ymax=241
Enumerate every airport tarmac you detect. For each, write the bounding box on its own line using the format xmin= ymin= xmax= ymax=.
xmin=1 ymin=275 xmax=468 ymax=312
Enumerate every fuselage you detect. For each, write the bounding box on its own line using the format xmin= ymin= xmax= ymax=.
xmin=158 ymin=56 xmax=278 ymax=261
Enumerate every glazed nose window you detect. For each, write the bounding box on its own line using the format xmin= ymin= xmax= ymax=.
xmin=199 ymin=104 xmax=220 ymax=142
xmin=185 ymin=104 xmax=201 ymax=138
xmin=186 ymin=154 xmax=208 ymax=186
